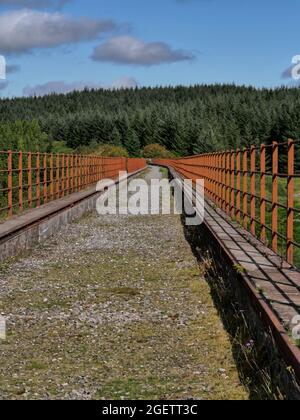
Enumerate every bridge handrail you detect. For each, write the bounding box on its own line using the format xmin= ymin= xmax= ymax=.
xmin=0 ymin=151 xmax=146 ymax=220
xmin=154 ymin=138 xmax=300 ymax=269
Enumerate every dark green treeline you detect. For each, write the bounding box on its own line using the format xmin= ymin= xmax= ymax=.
xmin=0 ymin=84 xmax=300 ymax=164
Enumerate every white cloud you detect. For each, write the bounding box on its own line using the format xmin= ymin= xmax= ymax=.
xmin=23 ymin=80 xmax=100 ymax=96
xmin=110 ymin=76 xmax=138 ymax=89
xmin=23 ymin=77 xmax=139 ymax=96
xmin=0 ymin=9 xmax=117 ymax=54
xmin=91 ymin=35 xmax=195 ymax=66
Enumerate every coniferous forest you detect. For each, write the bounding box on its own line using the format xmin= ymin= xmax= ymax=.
xmin=0 ymin=84 xmax=300 ymax=157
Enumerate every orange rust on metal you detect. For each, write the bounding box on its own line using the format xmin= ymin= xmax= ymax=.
xmin=56 ymin=154 xmax=60 ymax=199
xmin=70 ymin=155 xmax=74 ymax=193
xmin=74 ymin=155 xmax=78 ymax=192
xmin=236 ymin=149 xmax=241 ymax=223
xmin=61 ymin=154 xmax=65 ymax=197
xmin=36 ymin=152 xmax=41 ymax=207
xmin=50 ymin=153 xmax=54 ymax=201
xmin=0 ymin=150 xmax=146 ymax=220
xmin=86 ymin=156 xmax=89 ymax=185
xmin=218 ymin=153 xmax=222 ymax=209
xmin=28 ymin=152 xmax=32 ymax=208
xmin=18 ymin=151 xmax=23 ymax=212
xmin=260 ymin=144 xmax=266 ymax=243
xmin=211 ymin=153 xmax=215 ymax=203
xmin=43 ymin=153 xmax=48 ymax=204
xmin=242 ymin=148 xmax=248 ymax=229
xmin=250 ymin=146 xmax=256 ymax=236
xmin=73 ymin=155 xmax=77 ymax=192
xmin=66 ymin=155 xmax=70 ymax=194
xmin=287 ymin=139 xmax=295 ymax=264
xmin=82 ymin=156 xmax=85 ymax=188
xmin=7 ymin=150 xmax=13 ymax=218
xmin=222 ymin=152 xmax=226 ymax=212
xmin=153 ymin=137 xmax=298 ymax=269
xmin=272 ymin=141 xmax=279 ymax=253
xmin=231 ymin=151 xmax=235 ymax=219
xmin=215 ymin=153 xmax=218 ymax=204
xmin=226 ymin=151 xmax=230 ymax=215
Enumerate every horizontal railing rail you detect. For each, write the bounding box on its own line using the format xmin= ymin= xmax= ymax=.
xmin=0 ymin=151 xmax=146 ymax=220
xmin=154 ymin=139 xmax=300 ymax=269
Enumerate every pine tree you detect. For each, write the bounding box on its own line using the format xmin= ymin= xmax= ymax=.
xmin=110 ymin=127 xmax=122 ymax=146
xmin=124 ymin=128 xmax=141 ymax=157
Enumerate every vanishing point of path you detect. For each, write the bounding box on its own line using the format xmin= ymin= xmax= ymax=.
xmin=0 ymin=167 xmax=248 ymax=400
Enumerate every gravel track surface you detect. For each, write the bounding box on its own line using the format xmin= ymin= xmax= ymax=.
xmin=0 ymin=167 xmax=247 ymax=400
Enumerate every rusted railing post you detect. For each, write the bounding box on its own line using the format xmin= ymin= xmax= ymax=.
xmin=81 ymin=156 xmax=84 ymax=188
xmin=287 ymin=139 xmax=295 ymax=264
xmin=226 ymin=151 xmax=230 ymax=214
xmin=18 ymin=151 xmax=23 ymax=212
xmin=36 ymin=152 xmax=41 ymax=207
xmin=260 ymin=144 xmax=266 ymax=242
xmin=89 ymin=156 xmax=94 ymax=186
xmin=7 ymin=150 xmax=13 ymax=217
xmin=216 ymin=154 xmax=220 ymax=207
xmin=85 ymin=155 xmax=88 ymax=187
xmin=70 ymin=155 xmax=74 ymax=193
xmin=272 ymin=141 xmax=279 ymax=253
xmin=231 ymin=150 xmax=235 ymax=219
xmin=222 ymin=152 xmax=226 ymax=212
xmin=66 ymin=155 xmax=70 ymax=194
xmin=43 ymin=153 xmax=48 ymax=204
xmin=77 ymin=155 xmax=81 ymax=191
xmin=250 ymin=146 xmax=256 ymax=235
xmin=212 ymin=153 xmax=217 ymax=204
xmin=28 ymin=152 xmax=32 ymax=208
xmin=49 ymin=153 xmax=54 ymax=201
xmin=236 ymin=149 xmax=241 ymax=222
xmin=61 ymin=154 xmax=65 ymax=197
xmin=74 ymin=155 xmax=78 ymax=192
xmin=242 ymin=148 xmax=248 ymax=229
xmin=56 ymin=154 xmax=60 ymax=199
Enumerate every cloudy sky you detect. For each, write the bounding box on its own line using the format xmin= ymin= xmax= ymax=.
xmin=0 ymin=0 xmax=299 ymax=97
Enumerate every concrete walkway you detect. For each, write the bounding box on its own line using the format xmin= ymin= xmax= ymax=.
xmin=0 ymin=167 xmax=247 ymax=400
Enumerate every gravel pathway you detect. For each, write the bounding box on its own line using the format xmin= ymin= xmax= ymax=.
xmin=0 ymin=167 xmax=247 ymax=400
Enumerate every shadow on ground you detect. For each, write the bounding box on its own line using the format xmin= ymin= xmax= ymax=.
xmin=181 ymin=216 xmax=300 ymax=401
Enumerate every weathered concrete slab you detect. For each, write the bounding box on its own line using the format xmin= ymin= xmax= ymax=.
xmin=0 ymin=168 xmax=147 ymax=263
xmin=204 ymin=204 xmax=300 ymax=326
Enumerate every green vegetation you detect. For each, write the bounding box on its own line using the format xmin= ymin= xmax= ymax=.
xmin=0 ymin=84 xmax=300 ymax=158
xmin=0 ymin=120 xmax=48 ymax=152
xmin=87 ymin=144 xmax=129 ymax=158
xmin=142 ymin=143 xmax=174 ymax=159
xmin=159 ymin=167 xmax=169 ymax=178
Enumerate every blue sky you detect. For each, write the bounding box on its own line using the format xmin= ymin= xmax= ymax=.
xmin=0 ymin=0 xmax=299 ymax=97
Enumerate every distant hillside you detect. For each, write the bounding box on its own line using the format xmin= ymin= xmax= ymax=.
xmin=0 ymin=84 xmax=300 ymax=156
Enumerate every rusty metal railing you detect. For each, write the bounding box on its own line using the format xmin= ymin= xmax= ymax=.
xmin=154 ymin=139 xmax=300 ymax=269
xmin=0 ymin=151 xmax=146 ymax=220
